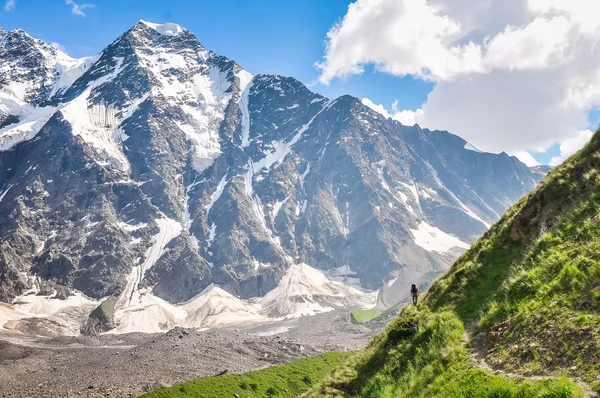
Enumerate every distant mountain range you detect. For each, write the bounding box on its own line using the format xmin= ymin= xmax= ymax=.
xmin=0 ymin=21 xmax=544 ymax=334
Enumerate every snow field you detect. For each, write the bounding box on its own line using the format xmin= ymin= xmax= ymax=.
xmin=409 ymin=221 xmax=470 ymax=254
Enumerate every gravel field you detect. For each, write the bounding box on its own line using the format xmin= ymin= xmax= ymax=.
xmin=0 ymin=310 xmax=383 ymax=398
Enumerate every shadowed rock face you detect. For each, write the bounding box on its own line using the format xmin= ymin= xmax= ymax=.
xmin=0 ymin=22 xmax=543 ymax=307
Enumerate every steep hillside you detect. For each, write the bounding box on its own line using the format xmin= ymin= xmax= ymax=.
xmin=306 ymin=131 xmax=600 ymax=397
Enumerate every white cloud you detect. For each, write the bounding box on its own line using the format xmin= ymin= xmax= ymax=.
xmin=51 ymin=42 xmax=67 ymax=53
xmin=317 ymin=0 xmax=484 ymax=83
xmin=528 ymin=0 xmax=600 ymax=35
xmin=390 ymin=100 xmax=424 ymax=126
xmin=419 ymin=70 xmax=586 ymax=153
xmin=549 ymin=129 xmax=594 ymax=166
xmin=393 ymin=109 xmax=424 ymax=127
xmin=361 ymin=98 xmax=391 ymax=118
xmin=362 ymin=98 xmax=424 ymax=126
xmin=3 ymin=0 xmax=15 ymax=12
xmin=512 ymin=151 xmax=540 ymax=167
xmin=481 ymin=16 xmax=571 ymax=71
xmin=319 ymin=0 xmax=600 ymax=163
xmin=317 ymin=0 xmax=578 ymax=84
xmin=65 ymin=0 xmax=94 ymax=17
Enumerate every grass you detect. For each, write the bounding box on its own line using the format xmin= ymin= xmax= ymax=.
xmin=351 ymin=308 xmax=382 ymax=323
xmin=425 ymin=131 xmax=600 ymax=384
xmin=140 ymin=352 xmax=352 ymax=398
xmin=303 ymin=131 xmax=600 ymax=397
xmin=304 ymin=307 xmax=582 ymax=398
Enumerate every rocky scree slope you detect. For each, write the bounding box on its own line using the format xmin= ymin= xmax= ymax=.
xmin=306 ymin=132 xmax=600 ymax=397
xmin=0 ymin=21 xmax=542 ymax=333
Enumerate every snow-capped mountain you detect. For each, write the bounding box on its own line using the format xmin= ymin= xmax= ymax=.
xmin=0 ymin=21 xmax=543 ymax=334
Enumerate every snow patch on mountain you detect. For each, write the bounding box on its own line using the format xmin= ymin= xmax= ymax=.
xmin=464 ymin=142 xmax=483 ymax=153
xmin=183 ymin=285 xmax=266 ymax=328
xmin=135 ymin=35 xmax=233 ymax=173
xmin=106 ymin=283 xmax=267 ymax=334
xmin=108 ymin=292 xmax=183 ymax=334
xmin=118 ymin=221 xmax=148 ymax=232
xmin=236 ymin=69 xmax=253 ymax=95
xmin=419 ymin=156 xmax=491 ymax=228
xmin=247 ymin=101 xmax=329 ymax=178
xmin=205 ymin=175 xmax=228 ymax=219
xmin=48 ymin=55 xmax=99 ymax=99
xmin=410 ymin=222 xmax=470 ymax=254
xmin=271 ymin=196 xmax=289 ymax=220
xmin=111 ymin=216 xmax=182 ymax=332
xmin=0 ymin=104 xmax=57 ymax=151
xmin=238 ymin=75 xmax=254 ymax=148
xmin=449 ymin=191 xmax=491 ymax=228
xmin=208 ymin=222 xmax=216 ymax=244
xmin=175 ymin=69 xmax=231 ymax=173
xmin=0 ymin=30 xmax=99 ymax=151
xmin=183 ymin=181 xmax=200 ymax=249
xmin=0 ymin=184 xmax=12 ymax=202
xmin=12 ymin=290 xmax=96 ymax=318
xmin=259 ymin=263 xmax=376 ymax=319
xmin=60 ymin=57 xmax=131 ymax=172
xmin=0 ymin=279 xmax=99 ymax=335
xmin=0 ymin=29 xmax=94 ymax=103
xmin=325 ymin=265 xmax=362 ymax=288
xmin=140 ymin=21 xmax=185 ymax=36
xmin=247 ymin=184 xmax=283 ymax=251
xmin=104 ymin=262 xmax=376 ymax=333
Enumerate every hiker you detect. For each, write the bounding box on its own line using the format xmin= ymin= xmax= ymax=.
xmin=410 ymin=284 xmax=419 ymax=306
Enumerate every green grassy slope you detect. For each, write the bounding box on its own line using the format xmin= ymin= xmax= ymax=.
xmin=305 ymin=132 xmax=600 ymax=397
xmin=351 ymin=309 xmax=382 ymax=323
xmin=140 ymin=352 xmax=352 ymax=398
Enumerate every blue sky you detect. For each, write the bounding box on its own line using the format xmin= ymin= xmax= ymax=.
xmin=3 ymin=0 xmax=599 ymax=166
xmin=0 ymin=0 xmax=430 ymax=111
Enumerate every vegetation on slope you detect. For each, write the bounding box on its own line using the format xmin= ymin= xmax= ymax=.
xmin=351 ymin=309 xmax=382 ymax=323
xmin=140 ymin=352 xmax=352 ymax=398
xmin=305 ymin=131 xmax=600 ymax=397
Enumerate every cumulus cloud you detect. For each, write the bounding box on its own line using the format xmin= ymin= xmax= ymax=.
xmin=420 ymin=70 xmax=586 ymax=153
xmin=549 ymin=129 xmax=594 ymax=165
xmin=393 ymin=109 xmax=424 ymax=127
xmin=317 ymin=0 xmax=483 ymax=83
xmin=362 ymin=98 xmax=423 ymax=126
xmin=3 ymin=0 xmax=16 ymax=12
xmin=361 ymin=98 xmax=392 ymax=118
xmin=65 ymin=0 xmax=94 ymax=17
xmin=390 ymin=100 xmax=424 ymax=126
xmin=319 ymin=0 xmax=600 ymax=163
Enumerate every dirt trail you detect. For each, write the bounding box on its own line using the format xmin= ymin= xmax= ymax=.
xmin=462 ymin=324 xmax=597 ymax=398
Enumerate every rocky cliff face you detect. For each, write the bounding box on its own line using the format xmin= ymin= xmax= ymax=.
xmin=0 ymin=22 xmax=543 ymax=331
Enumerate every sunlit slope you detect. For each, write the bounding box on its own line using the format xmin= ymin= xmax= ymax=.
xmin=140 ymin=352 xmax=352 ymax=398
xmin=305 ymin=131 xmax=600 ymax=397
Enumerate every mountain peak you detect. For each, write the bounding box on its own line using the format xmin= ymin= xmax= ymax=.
xmin=138 ymin=20 xmax=185 ymax=36
xmin=4 ymin=28 xmax=34 ymax=42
